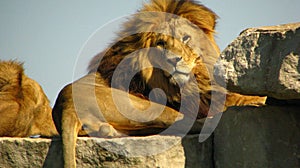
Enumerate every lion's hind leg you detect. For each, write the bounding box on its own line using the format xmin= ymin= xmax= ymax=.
xmin=52 ymin=84 xmax=82 ymax=168
xmin=61 ymin=109 xmax=82 ymax=168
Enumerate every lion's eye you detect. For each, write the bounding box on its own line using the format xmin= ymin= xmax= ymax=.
xmin=182 ymin=35 xmax=191 ymax=44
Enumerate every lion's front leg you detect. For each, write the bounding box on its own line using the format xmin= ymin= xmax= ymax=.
xmin=225 ymin=92 xmax=267 ymax=109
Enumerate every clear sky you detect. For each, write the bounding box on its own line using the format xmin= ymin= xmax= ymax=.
xmin=0 ymin=0 xmax=299 ymax=106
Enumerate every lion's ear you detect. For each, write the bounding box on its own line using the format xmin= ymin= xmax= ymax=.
xmin=179 ymin=2 xmax=218 ymax=35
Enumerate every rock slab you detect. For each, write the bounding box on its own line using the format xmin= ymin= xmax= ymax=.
xmin=0 ymin=106 xmax=299 ymax=168
xmin=214 ymin=106 xmax=300 ymax=168
xmin=0 ymin=135 xmax=212 ymax=168
xmin=215 ymin=22 xmax=300 ymax=100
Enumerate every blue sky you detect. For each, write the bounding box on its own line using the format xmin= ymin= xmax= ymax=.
xmin=0 ymin=0 xmax=299 ymax=106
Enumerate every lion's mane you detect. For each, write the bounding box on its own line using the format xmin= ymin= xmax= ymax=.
xmin=88 ymin=0 xmax=221 ymax=117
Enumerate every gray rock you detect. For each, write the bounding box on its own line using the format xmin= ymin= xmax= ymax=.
xmin=1 ymin=105 xmax=299 ymax=168
xmin=0 ymin=135 xmax=212 ymax=168
xmin=215 ymin=23 xmax=300 ymax=100
xmin=214 ymin=106 xmax=300 ymax=168
xmin=183 ymin=135 xmax=213 ymax=168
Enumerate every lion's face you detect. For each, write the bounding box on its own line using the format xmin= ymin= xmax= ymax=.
xmin=133 ymin=16 xmax=216 ymax=103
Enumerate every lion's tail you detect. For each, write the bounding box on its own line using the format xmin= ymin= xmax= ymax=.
xmin=0 ymin=60 xmax=24 ymax=96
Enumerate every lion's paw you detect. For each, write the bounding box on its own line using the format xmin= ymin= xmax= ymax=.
xmin=97 ymin=123 xmax=125 ymax=138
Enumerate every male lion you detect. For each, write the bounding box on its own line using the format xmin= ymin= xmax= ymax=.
xmin=0 ymin=60 xmax=57 ymax=137
xmin=52 ymin=0 xmax=266 ymax=167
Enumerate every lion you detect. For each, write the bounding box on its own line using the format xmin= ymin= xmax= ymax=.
xmin=0 ymin=60 xmax=57 ymax=137
xmin=52 ymin=0 xmax=266 ymax=167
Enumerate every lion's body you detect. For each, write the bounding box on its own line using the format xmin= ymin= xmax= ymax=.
xmin=52 ymin=0 xmax=266 ymax=167
xmin=0 ymin=60 xmax=57 ymax=137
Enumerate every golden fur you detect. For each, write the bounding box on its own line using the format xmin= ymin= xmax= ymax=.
xmin=0 ymin=60 xmax=57 ymax=137
xmin=52 ymin=0 xmax=266 ymax=167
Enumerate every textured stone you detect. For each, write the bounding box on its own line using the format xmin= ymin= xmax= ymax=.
xmin=0 ymin=135 xmax=212 ymax=168
xmin=214 ymin=106 xmax=300 ymax=168
xmin=1 ymin=105 xmax=299 ymax=168
xmin=183 ymin=135 xmax=213 ymax=168
xmin=215 ymin=23 xmax=300 ymax=100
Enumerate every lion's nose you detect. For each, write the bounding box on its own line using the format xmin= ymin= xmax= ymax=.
xmin=167 ymin=56 xmax=182 ymax=66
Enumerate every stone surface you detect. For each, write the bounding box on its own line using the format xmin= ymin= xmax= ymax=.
xmin=183 ymin=135 xmax=213 ymax=168
xmin=214 ymin=105 xmax=300 ymax=168
xmin=0 ymin=135 xmax=212 ymax=168
xmin=215 ymin=23 xmax=300 ymax=100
